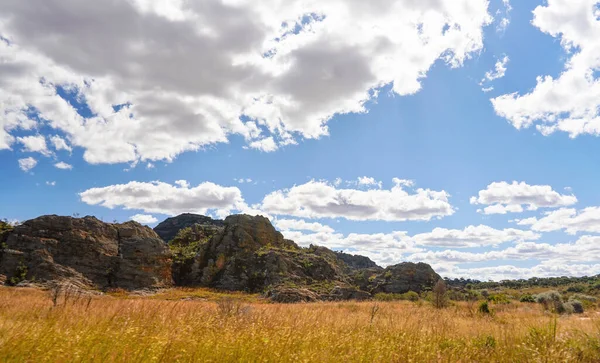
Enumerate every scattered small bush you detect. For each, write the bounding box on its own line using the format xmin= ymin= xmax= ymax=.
xmin=534 ymin=291 xmax=585 ymax=314
xmin=432 ymin=280 xmax=449 ymax=309
xmin=8 ymin=260 xmax=28 ymax=286
xmin=478 ymin=301 xmax=491 ymax=314
xmin=488 ymin=293 xmax=510 ymax=304
xmin=566 ymin=299 xmax=584 ymax=314
xmin=566 ymin=285 xmax=586 ymax=293
xmin=520 ymin=294 xmax=536 ymax=303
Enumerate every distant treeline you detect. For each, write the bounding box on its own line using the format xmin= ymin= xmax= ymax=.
xmin=443 ymin=276 xmax=600 ymax=290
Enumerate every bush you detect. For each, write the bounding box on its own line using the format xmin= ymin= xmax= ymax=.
xmin=566 ymin=285 xmax=586 ymax=293
xmin=520 ymin=294 xmax=536 ymax=303
xmin=432 ymin=280 xmax=449 ymax=309
xmin=572 ymin=294 xmax=597 ymax=303
xmin=8 ymin=260 xmax=28 ymax=286
xmin=478 ymin=301 xmax=491 ymax=314
xmin=488 ymin=293 xmax=510 ymax=304
xmin=566 ymin=299 xmax=585 ymax=314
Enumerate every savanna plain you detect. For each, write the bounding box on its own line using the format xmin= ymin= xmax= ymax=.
xmin=2 ymin=286 xmax=600 ymax=362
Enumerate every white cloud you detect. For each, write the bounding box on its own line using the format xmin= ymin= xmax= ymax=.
xmin=16 ymin=135 xmax=52 ymax=156
xmin=54 ymin=161 xmax=73 ymax=170
xmin=18 ymin=157 xmax=37 ymax=172
xmin=471 ymin=181 xmax=577 ymax=214
xmin=516 ymin=207 xmax=600 ymax=235
xmin=492 ymin=0 xmax=600 ymax=137
xmin=261 ymin=179 xmax=454 ymax=222
xmin=412 ymin=225 xmax=540 ymax=248
xmin=0 ymin=0 xmax=492 ymax=164
xmin=483 ymin=55 xmax=509 ymax=82
xmin=409 ymin=235 xmax=600 ymax=265
xmin=146 ymin=162 xmax=155 ymax=169
xmin=357 ymin=176 xmax=382 ymax=189
xmin=281 ymin=229 xmax=419 ymax=266
xmin=174 ymin=180 xmax=190 ymax=188
xmin=50 ymin=135 xmax=72 ymax=152
xmin=130 ymin=214 xmax=159 ymax=225
xmin=45 ymin=181 xmax=56 ymax=186
xmin=496 ymin=0 xmax=512 ymax=33
xmin=441 ymin=262 xmax=600 ymax=281
xmin=274 ymin=218 xmax=335 ymax=234
xmin=235 ymin=178 xmax=254 ymax=184
xmin=248 ymin=137 xmax=278 ymax=152
xmin=79 ymin=180 xmax=245 ymax=216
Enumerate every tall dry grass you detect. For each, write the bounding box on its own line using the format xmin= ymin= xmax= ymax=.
xmin=1 ymin=286 xmax=600 ymax=362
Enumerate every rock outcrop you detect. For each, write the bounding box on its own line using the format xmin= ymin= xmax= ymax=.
xmin=334 ymin=251 xmax=381 ymax=271
xmin=171 ymin=214 xmax=350 ymax=293
xmin=1 ymin=213 xmax=442 ymax=302
xmin=352 ymin=262 xmax=441 ymax=294
xmin=0 ymin=215 xmax=172 ymax=289
xmin=154 ymin=213 xmax=224 ymax=243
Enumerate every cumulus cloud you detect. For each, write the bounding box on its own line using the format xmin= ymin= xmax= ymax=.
xmin=492 ymin=0 xmax=600 ymax=137
xmin=17 ymin=135 xmax=52 ymax=156
xmin=470 ymin=181 xmax=577 ymax=214
xmin=79 ymin=180 xmax=245 ymax=216
xmin=50 ymin=135 xmax=72 ymax=153
xmin=281 ymin=229 xmax=419 ymax=266
xmin=441 ymin=262 xmax=600 ymax=281
xmin=357 ymin=176 xmax=382 ymax=189
xmin=0 ymin=0 xmax=491 ymax=164
xmin=406 ymin=234 xmax=600 ymax=279
xmin=54 ymin=161 xmax=73 ymax=170
xmin=274 ymin=219 xmax=335 ymax=234
xmin=412 ymin=225 xmax=540 ymax=248
xmin=130 ymin=214 xmax=159 ymax=225
xmin=516 ymin=207 xmax=600 ymax=235
xmin=45 ymin=181 xmax=56 ymax=186
xmin=261 ymin=179 xmax=454 ymax=222
xmin=18 ymin=157 xmax=37 ymax=172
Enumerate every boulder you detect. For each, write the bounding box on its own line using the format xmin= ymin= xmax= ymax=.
xmin=0 ymin=215 xmax=172 ymax=289
xmin=357 ymin=262 xmax=440 ymax=294
xmin=154 ymin=213 xmax=224 ymax=243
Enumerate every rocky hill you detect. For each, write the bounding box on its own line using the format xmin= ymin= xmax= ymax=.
xmin=0 ymin=213 xmax=441 ymax=302
xmin=0 ymin=215 xmax=172 ymax=289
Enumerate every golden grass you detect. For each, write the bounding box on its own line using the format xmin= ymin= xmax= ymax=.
xmin=1 ymin=287 xmax=600 ymax=362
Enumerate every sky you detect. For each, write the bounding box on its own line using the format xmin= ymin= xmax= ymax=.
xmin=1 ymin=0 xmax=600 ymax=280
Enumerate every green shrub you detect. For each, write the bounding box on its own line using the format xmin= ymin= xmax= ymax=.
xmin=566 ymin=299 xmax=585 ymax=314
xmin=488 ymin=293 xmax=510 ymax=304
xmin=8 ymin=260 xmax=28 ymax=286
xmin=520 ymin=294 xmax=536 ymax=303
xmin=403 ymin=291 xmax=420 ymax=302
xmin=566 ymin=285 xmax=586 ymax=293
xmin=478 ymin=301 xmax=491 ymax=314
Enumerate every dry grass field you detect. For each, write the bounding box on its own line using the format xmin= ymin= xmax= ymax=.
xmin=1 ymin=286 xmax=600 ymax=362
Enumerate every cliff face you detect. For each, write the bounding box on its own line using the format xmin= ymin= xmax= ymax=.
xmin=0 ymin=215 xmax=172 ymax=289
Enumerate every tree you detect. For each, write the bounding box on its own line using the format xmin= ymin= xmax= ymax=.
xmin=432 ymin=279 xmax=448 ymax=309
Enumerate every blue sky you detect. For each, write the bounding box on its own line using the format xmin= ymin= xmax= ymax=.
xmin=2 ymin=0 xmax=600 ymax=279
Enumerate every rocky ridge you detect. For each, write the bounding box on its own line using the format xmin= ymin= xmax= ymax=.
xmin=0 ymin=214 xmax=441 ymax=302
